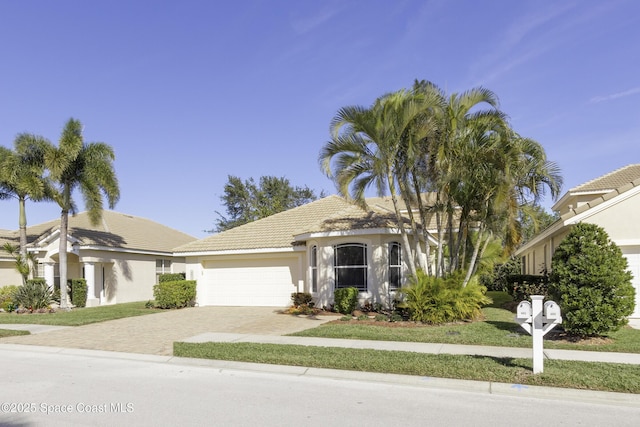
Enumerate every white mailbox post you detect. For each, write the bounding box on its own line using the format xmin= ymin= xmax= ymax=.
xmin=514 ymin=295 xmax=562 ymax=374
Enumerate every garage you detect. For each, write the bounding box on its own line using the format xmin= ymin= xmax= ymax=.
xmin=197 ymin=255 xmax=301 ymax=307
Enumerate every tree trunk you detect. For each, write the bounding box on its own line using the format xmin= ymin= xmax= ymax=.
xmin=388 ymin=175 xmax=417 ymax=277
xmin=18 ymin=197 xmax=27 ymax=259
xmin=399 ymin=183 xmax=426 ymax=271
xmin=58 ymin=208 xmax=69 ymax=310
xmin=462 ymin=227 xmax=485 ymax=287
xmin=412 ymin=175 xmax=433 ymax=276
xmin=435 ymin=206 xmax=444 ymax=278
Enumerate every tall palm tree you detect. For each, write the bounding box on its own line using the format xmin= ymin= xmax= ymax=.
xmin=0 ymin=134 xmax=54 ymax=260
xmin=320 ymin=90 xmax=429 ymax=277
xmin=45 ymin=118 xmax=120 ymax=309
xmin=416 ymin=85 xmax=505 ymax=277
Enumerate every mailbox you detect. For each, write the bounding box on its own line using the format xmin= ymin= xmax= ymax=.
xmin=544 ymin=301 xmax=561 ymax=321
xmin=516 ymin=301 xmax=532 ymax=320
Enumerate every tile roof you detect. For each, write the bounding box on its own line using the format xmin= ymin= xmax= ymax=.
xmin=174 ymin=195 xmax=414 ymax=253
xmin=571 ymin=164 xmax=640 ymax=193
xmin=1 ymin=211 xmax=195 ymax=254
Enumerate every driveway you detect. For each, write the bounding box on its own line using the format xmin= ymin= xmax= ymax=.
xmin=0 ymin=307 xmax=334 ymax=356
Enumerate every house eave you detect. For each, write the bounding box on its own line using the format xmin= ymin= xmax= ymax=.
xmin=294 ymin=227 xmax=403 ymax=241
xmin=177 ymin=246 xmax=304 ymax=257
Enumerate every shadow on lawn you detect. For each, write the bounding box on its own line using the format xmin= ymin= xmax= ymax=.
xmin=484 ymin=320 xmax=522 ymax=334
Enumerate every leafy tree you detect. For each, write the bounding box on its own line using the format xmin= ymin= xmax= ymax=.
xmin=214 ymin=175 xmax=318 ymax=232
xmin=518 ymin=204 xmax=558 ymax=245
xmin=45 ymin=118 xmax=120 ymax=309
xmin=320 ymin=89 xmax=439 ymax=276
xmin=322 ymin=80 xmax=563 ymax=285
xmin=0 ymin=133 xmax=54 ymax=259
xmin=548 ymin=223 xmax=635 ymax=337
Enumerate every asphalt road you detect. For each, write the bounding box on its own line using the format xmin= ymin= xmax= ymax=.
xmin=1 ymin=346 xmax=639 ymax=427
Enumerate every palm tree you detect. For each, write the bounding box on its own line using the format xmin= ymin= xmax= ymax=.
xmin=320 ymin=90 xmax=430 ymax=277
xmin=0 ymin=134 xmax=54 ymax=261
xmin=411 ymin=84 xmax=505 ymax=277
xmin=45 ymin=118 xmax=120 ymax=309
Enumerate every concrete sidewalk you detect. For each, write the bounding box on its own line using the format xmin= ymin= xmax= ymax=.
xmin=180 ymin=332 xmax=640 ymax=365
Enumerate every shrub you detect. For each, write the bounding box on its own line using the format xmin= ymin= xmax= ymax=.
xmin=69 ymin=279 xmax=88 ymax=308
xmin=14 ymin=279 xmax=53 ymax=311
xmin=549 ymin=223 xmax=635 ymax=337
xmin=333 ymin=287 xmax=359 ymax=314
xmin=398 ymin=271 xmax=491 ymax=324
xmin=159 ymin=273 xmax=186 ymax=283
xmin=507 ymin=274 xmax=548 ymax=302
xmin=480 ymin=257 xmax=521 ymax=291
xmin=291 ymin=292 xmax=313 ymax=307
xmin=0 ymin=285 xmax=19 ymax=312
xmin=153 ymin=280 xmax=197 ymax=309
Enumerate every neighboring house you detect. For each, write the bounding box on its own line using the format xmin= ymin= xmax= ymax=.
xmin=174 ymin=195 xmax=437 ymax=308
xmin=0 ymin=211 xmax=196 ymax=306
xmin=516 ymin=164 xmax=640 ymax=318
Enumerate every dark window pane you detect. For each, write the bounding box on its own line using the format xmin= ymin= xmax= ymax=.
xmin=389 ymin=267 xmax=400 ymax=290
xmin=390 ymin=243 xmax=400 ymax=265
xmin=335 ymin=267 xmax=367 ymax=290
xmin=336 ymin=245 xmax=365 ymax=266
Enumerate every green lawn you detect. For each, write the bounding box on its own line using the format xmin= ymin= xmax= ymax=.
xmin=0 ymin=329 xmax=29 ymax=338
xmin=173 ymin=342 xmax=640 ymax=394
xmin=173 ymin=292 xmax=640 ymax=393
xmin=0 ymin=301 xmax=163 ymax=326
xmin=292 ymin=308 xmax=640 ymax=353
xmin=291 ymin=292 xmax=640 ymax=354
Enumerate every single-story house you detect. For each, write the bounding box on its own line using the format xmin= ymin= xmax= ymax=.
xmin=0 ymin=211 xmax=196 ymax=306
xmin=515 ymin=164 xmax=640 ymax=318
xmin=174 ymin=195 xmax=437 ymax=308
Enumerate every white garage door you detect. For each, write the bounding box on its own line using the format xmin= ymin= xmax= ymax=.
xmin=198 ymin=257 xmax=299 ymax=307
xmin=623 ymin=250 xmax=640 ymax=318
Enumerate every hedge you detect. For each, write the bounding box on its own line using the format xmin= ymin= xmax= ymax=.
xmin=69 ymin=278 xmax=88 ymax=308
xmin=334 ymin=287 xmax=359 ymax=314
xmin=159 ymin=273 xmax=186 ymax=283
xmin=153 ymin=280 xmax=196 ymax=309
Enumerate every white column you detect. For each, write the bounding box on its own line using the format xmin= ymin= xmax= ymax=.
xmin=84 ymin=262 xmax=99 ymax=307
xmin=531 ymin=295 xmax=545 ymax=374
xmin=44 ymin=262 xmax=55 ymax=290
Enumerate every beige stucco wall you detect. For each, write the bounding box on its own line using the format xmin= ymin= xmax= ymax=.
xmin=185 ymin=232 xmax=420 ymax=308
xmin=0 ymin=260 xmax=23 ymax=287
xmin=580 ymin=193 xmax=640 ymax=242
xmin=307 ymin=234 xmax=413 ymax=309
xmin=78 ymin=250 xmax=187 ymax=304
xmin=520 ymin=228 xmax=571 ymax=275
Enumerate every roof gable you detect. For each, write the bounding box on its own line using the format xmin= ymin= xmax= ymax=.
xmin=3 ymin=211 xmax=196 ymax=254
xmin=553 ymin=164 xmax=640 ymax=213
xmin=571 ymin=164 xmax=640 ymax=193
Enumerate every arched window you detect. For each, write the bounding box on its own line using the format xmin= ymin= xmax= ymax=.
xmin=389 ymin=242 xmax=401 ymax=290
xmin=311 ymin=246 xmax=318 ymax=293
xmin=334 ymin=243 xmax=367 ymax=291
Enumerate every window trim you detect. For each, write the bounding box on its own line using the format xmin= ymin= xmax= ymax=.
xmin=389 ymin=241 xmax=401 ymax=290
xmin=333 ymin=243 xmax=368 ymax=291
xmin=310 ymin=245 xmax=318 ymax=293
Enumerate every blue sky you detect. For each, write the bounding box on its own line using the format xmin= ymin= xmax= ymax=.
xmin=1 ymin=0 xmax=639 ymax=238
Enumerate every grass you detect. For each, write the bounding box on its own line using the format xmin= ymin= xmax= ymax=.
xmin=173 ymin=291 xmax=640 ymax=393
xmin=0 ymin=329 xmax=29 ymax=338
xmin=173 ymin=342 xmax=640 ymax=394
xmin=290 ymin=292 xmax=640 ymax=354
xmin=0 ymin=301 xmax=163 ymax=326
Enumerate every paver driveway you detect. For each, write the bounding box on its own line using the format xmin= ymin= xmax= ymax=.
xmin=0 ymin=307 xmax=334 ymax=355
